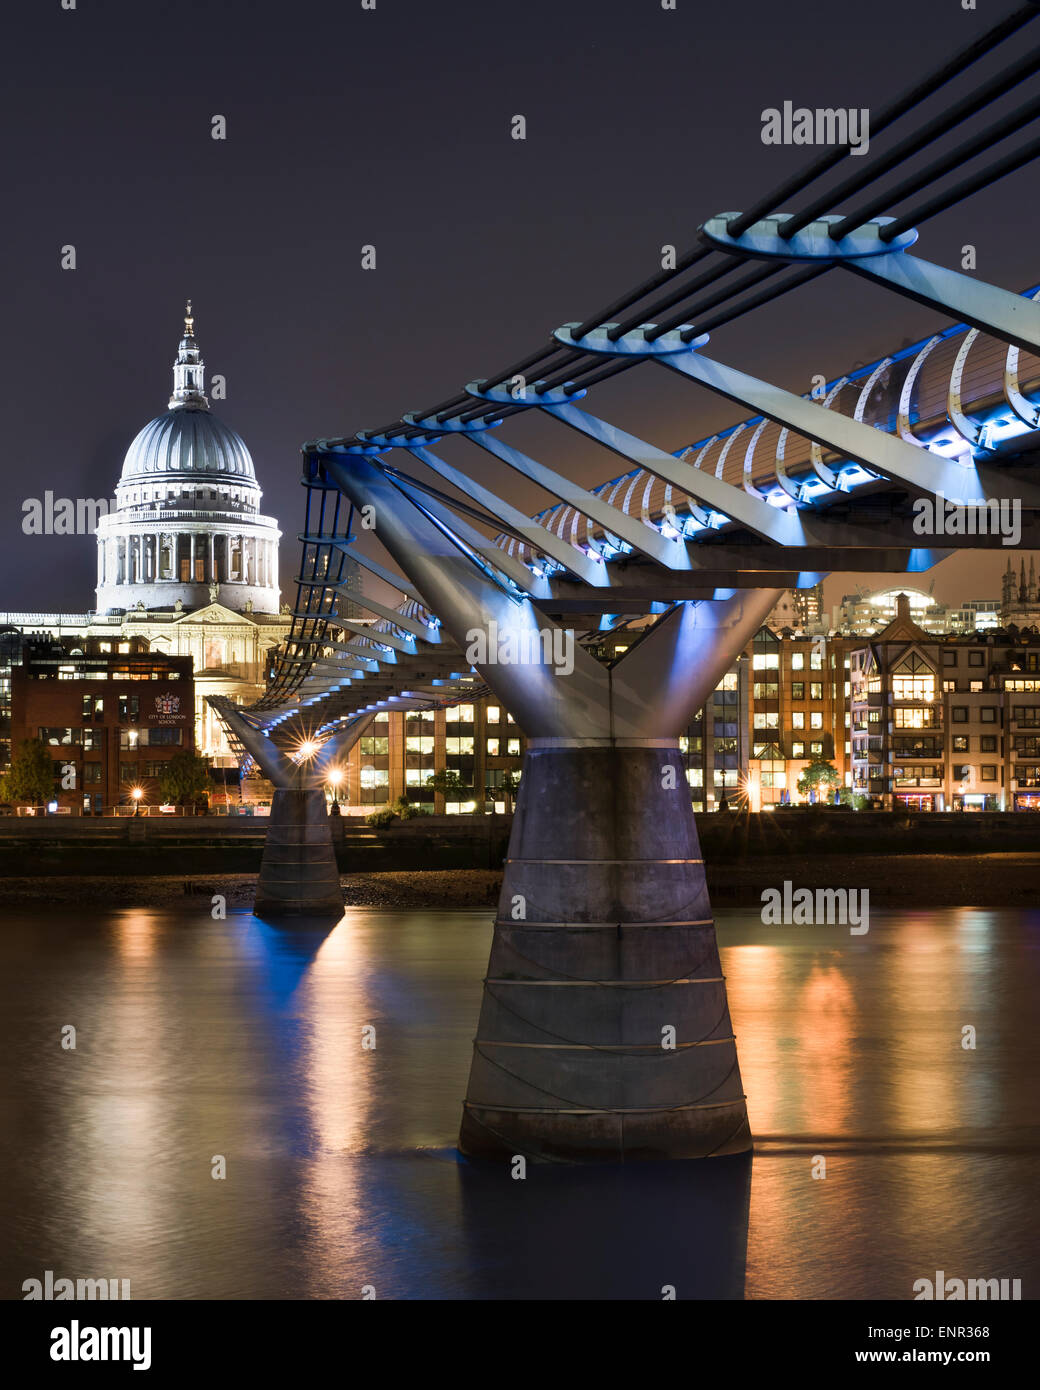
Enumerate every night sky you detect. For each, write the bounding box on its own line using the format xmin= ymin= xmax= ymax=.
xmin=4 ymin=0 xmax=1039 ymax=617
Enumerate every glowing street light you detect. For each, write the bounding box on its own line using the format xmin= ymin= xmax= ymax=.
xmin=298 ymin=740 xmax=319 ymax=759
xmin=327 ymin=766 xmax=344 ymax=810
xmin=131 ymin=786 xmax=144 ymax=818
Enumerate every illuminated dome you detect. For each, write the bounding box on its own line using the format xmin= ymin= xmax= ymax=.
xmin=94 ymin=302 xmax=281 ymax=615
xmin=119 ymin=407 xmax=256 ymax=484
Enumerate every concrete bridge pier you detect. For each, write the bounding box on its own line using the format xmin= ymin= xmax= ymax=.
xmin=208 ymin=701 xmax=372 ymax=919
xmin=459 ymin=739 xmax=746 ymax=1162
xmin=320 ymin=452 xmax=780 ymax=1160
xmin=254 ymin=787 xmax=343 ymax=917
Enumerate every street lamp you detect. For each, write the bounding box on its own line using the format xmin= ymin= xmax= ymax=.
xmin=327 ymin=766 xmax=345 ymax=817
xmin=131 ymin=786 xmax=144 ymax=818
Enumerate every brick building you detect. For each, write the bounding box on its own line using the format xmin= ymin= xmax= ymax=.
xmin=9 ymin=637 xmax=195 ymax=813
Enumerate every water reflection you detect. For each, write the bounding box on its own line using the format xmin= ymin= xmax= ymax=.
xmin=456 ymin=1154 xmax=750 ymax=1300
xmin=0 ymin=906 xmax=1036 ymax=1299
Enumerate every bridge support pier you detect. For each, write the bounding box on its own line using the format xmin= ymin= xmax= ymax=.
xmin=254 ymin=787 xmax=343 ymax=918
xmin=319 ymin=452 xmax=780 ymax=1159
xmin=207 ymin=701 xmax=376 ymax=920
xmin=459 ymin=741 xmax=748 ymax=1163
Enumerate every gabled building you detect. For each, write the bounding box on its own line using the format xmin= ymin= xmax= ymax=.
xmin=849 ymin=593 xmax=1040 ymax=810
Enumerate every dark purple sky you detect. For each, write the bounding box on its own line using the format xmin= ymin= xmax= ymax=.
xmin=3 ymin=0 xmax=1038 ymax=618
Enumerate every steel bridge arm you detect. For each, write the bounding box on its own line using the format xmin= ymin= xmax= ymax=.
xmin=841 ymin=252 xmax=1040 ymax=354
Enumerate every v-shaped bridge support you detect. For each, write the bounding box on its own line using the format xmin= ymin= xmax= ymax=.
xmin=209 ymin=699 xmax=374 ymax=919
xmin=321 ymin=453 xmax=781 ymax=1162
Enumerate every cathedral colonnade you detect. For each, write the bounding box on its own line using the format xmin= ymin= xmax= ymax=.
xmin=98 ymin=532 xmax=279 ymax=588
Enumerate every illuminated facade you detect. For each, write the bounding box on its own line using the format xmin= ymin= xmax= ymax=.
xmin=94 ymin=302 xmax=281 ymax=617
xmin=849 ymin=594 xmax=1040 ymax=810
xmin=8 ymin=636 xmax=195 ymax=812
xmin=1 ymin=306 xmax=368 ymax=773
xmin=332 ymin=701 xmax=526 ymax=815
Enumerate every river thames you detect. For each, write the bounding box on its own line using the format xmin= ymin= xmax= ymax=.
xmin=2 ymin=906 xmax=1037 ymax=1300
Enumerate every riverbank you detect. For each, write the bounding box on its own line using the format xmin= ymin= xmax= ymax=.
xmin=1 ymin=853 xmax=1038 ymax=909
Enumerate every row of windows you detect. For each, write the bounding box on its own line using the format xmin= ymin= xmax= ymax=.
xmin=31 ymin=667 xmax=184 ymax=682
xmin=954 ymin=735 xmax=998 ymax=753
xmin=402 ymin=704 xmax=517 ymax=724
xmin=127 ymin=487 xmax=248 ymax=503
xmin=754 ymin=713 xmax=825 ymax=730
xmin=752 ymin=651 xmax=824 ymax=671
xmin=943 ymin=650 xmax=988 ymax=667
xmin=367 ymin=735 xmax=524 ymax=757
xmin=81 ymin=695 xmax=141 ymax=721
xmin=47 ymin=760 xmax=175 ymax=784
xmin=753 ymin=681 xmax=826 ymax=700
xmin=41 ymin=726 xmax=185 ymax=749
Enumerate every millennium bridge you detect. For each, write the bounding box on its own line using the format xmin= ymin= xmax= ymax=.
xmin=213 ymin=1 xmax=1040 ymax=1163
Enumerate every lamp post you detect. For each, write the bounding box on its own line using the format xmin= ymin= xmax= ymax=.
xmin=131 ymin=786 xmax=143 ymax=818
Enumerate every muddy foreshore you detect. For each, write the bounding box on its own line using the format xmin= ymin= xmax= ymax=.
xmin=0 ymin=853 xmax=1038 ymax=910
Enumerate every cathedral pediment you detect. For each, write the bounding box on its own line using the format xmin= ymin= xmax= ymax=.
xmin=174 ymin=602 xmax=256 ymax=626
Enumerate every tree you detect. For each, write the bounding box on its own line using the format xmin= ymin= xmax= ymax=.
xmin=0 ymin=739 xmax=55 ymax=807
xmin=158 ymin=750 xmax=212 ymax=805
xmin=797 ymin=757 xmax=840 ymax=800
xmin=425 ymin=769 xmax=470 ymax=797
xmin=426 ymin=767 xmax=482 ymax=814
xmin=501 ymin=769 xmax=522 ymax=810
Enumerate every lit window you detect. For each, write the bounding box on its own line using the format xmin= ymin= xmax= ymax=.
xmin=486 ymin=738 xmax=500 ymax=755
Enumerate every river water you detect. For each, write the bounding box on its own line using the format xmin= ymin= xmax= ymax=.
xmin=1 ymin=905 xmax=1037 ymax=1300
